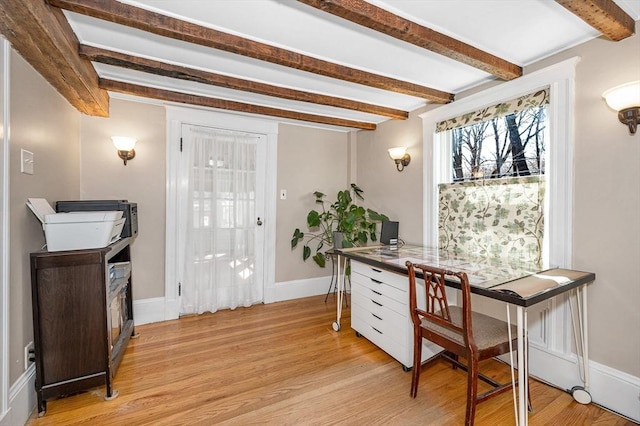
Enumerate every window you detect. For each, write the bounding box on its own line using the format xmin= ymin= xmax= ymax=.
xmin=440 ymin=88 xmax=549 ymax=182
xmin=421 ymin=58 xmax=585 ymax=376
xmin=434 ymin=89 xmax=549 ymax=263
xmin=421 ymin=57 xmax=578 ymax=270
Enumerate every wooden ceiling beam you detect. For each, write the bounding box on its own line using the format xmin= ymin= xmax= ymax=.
xmin=80 ymin=45 xmax=408 ymax=120
xmin=0 ymin=0 xmax=109 ymax=116
xmin=297 ymin=0 xmax=522 ymax=81
xmin=47 ymin=0 xmax=453 ymax=103
xmin=555 ymin=0 xmax=635 ymax=41
xmin=100 ymin=79 xmax=377 ymax=131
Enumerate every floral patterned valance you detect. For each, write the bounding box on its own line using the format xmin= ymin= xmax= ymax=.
xmin=438 ymin=176 xmax=545 ymax=264
xmin=436 ymin=88 xmax=550 ymax=133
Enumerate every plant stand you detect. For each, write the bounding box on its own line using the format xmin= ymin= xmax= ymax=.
xmin=324 ymin=249 xmax=350 ymax=307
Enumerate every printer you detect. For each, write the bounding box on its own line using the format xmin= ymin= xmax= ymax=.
xmin=27 ymin=198 xmax=125 ymax=252
xmin=56 ymin=200 xmax=138 ymax=239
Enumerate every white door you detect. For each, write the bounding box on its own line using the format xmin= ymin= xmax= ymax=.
xmin=177 ymin=124 xmax=266 ymax=315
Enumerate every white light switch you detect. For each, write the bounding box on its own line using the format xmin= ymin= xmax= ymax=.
xmin=280 ymin=189 xmax=287 ymax=200
xmin=21 ymin=149 xmax=34 ymax=175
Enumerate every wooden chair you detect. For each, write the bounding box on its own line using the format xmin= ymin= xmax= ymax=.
xmin=406 ymin=261 xmax=527 ymax=426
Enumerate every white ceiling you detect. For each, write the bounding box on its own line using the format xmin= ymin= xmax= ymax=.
xmin=63 ymin=0 xmax=640 ymax=130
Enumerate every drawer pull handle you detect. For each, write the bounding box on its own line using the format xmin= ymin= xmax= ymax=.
xmin=372 ymin=300 xmax=383 ymax=307
xmin=371 ymin=290 xmax=382 ymax=296
xmin=371 ymin=268 xmax=382 ymax=273
xmin=370 ymin=278 xmax=383 ymax=284
xmin=371 ymin=313 xmax=382 ymax=321
xmin=371 ymin=326 xmax=382 ymax=334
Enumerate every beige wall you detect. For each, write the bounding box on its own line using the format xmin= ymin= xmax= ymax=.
xmin=80 ymin=98 xmax=166 ymax=300
xmin=5 ymin=19 xmax=638 ymax=395
xmin=275 ymin=123 xmax=349 ymax=282
xmin=80 ymin=110 xmax=354 ymax=286
xmin=357 ymin=24 xmax=640 ymax=378
xmin=355 ymin=107 xmax=433 ymax=246
xmin=78 ymin=111 xmax=351 ymax=287
xmin=8 ymin=51 xmax=80 ymax=384
xmin=525 ymin=24 xmax=639 ymax=376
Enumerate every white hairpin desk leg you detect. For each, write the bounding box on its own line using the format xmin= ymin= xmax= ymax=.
xmin=570 ymin=284 xmax=591 ymax=404
xmin=332 ymin=254 xmax=343 ymax=331
xmin=517 ymin=306 xmax=528 ymax=426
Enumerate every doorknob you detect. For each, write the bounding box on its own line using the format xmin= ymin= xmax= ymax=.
xmin=256 ymin=217 xmax=263 ymax=226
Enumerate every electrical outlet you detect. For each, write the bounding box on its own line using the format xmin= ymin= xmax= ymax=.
xmin=24 ymin=341 xmax=34 ymax=370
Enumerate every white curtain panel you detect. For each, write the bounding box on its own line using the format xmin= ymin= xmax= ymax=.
xmin=180 ymin=125 xmax=262 ymax=314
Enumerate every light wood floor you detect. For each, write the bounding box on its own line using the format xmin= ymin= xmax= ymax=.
xmin=27 ymin=295 xmax=634 ymax=426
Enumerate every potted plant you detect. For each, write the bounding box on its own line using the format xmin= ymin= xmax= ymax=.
xmin=291 ymin=183 xmax=389 ymax=268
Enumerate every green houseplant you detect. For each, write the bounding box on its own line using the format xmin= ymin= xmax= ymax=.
xmin=291 ymin=183 xmax=389 ymax=268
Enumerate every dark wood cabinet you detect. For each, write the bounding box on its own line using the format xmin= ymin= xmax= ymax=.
xmin=30 ymin=238 xmax=135 ymax=416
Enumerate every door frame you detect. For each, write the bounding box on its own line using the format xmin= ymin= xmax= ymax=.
xmin=177 ymin=123 xmax=267 ymax=315
xmin=165 ymin=106 xmax=278 ymax=320
xmin=0 ymin=37 xmax=10 ymax=423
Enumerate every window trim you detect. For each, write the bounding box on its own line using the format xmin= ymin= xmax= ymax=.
xmin=420 ymin=57 xmax=579 ymax=269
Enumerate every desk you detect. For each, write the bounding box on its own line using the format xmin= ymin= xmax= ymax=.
xmin=334 ymin=245 xmax=595 ymax=426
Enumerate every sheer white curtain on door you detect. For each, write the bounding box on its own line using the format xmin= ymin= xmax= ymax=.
xmin=180 ymin=125 xmax=262 ymax=314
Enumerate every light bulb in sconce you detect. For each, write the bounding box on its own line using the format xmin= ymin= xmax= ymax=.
xmin=388 ymin=147 xmax=411 ymax=172
xmin=111 ymin=136 xmax=137 ymax=165
xmin=602 ymin=80 xmax=640 ymax=135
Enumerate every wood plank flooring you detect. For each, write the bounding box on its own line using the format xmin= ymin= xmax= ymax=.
xmin=26 ymin=295 xmax=634 ymax=425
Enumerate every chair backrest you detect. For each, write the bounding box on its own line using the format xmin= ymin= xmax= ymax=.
xmin=406 ymin=261 xmax=475 ymax=349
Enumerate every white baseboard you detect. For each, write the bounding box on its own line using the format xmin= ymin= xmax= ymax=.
xmin=133 ymin=276 xmax=332 ymax=325
xmin=1 ymin=365 xmax=35 ymax=426
xmin=529 ymin=344 xmax=640 ymax=422
xmin=133 ymin=297 xmax=167 ymax=326
xmin=264 ymin=276 xmax=330 ymax=303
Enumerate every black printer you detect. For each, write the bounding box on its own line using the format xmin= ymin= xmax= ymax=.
xmin=56 ymin=200 xmax=138 ymax=239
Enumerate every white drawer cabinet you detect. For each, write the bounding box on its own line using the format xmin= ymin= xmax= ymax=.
xmin=350 ymin=260 xmax=442 ymax=370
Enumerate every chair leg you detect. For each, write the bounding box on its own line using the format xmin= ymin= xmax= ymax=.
xmin=410 ymin=329 xmax=423 ymax=398
xmin=465 ymin=356 xmax=479 ymax=426
xmin=451 ymin=353 xmax=459 ymax=370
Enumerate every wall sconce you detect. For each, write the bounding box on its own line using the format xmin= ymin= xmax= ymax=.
xmin=111 ymin=136 xmax=136 ymax=165
xmin=388 ymin=147 xmax=411 ymax=172
xmin=602 ymin=80 xmax=640 ymax=135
